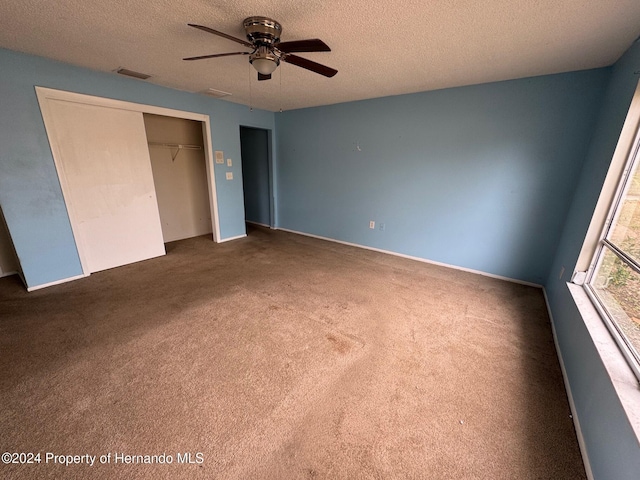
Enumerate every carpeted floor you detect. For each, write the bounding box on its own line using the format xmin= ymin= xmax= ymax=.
xmin=0 ymin=226 xmax=585 ymax=479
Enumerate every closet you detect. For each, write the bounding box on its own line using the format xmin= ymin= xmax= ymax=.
xmin=36 ymin=87 xmax=218 ymax=280
xmin=144 ymin=114 xmax=212 ymax=243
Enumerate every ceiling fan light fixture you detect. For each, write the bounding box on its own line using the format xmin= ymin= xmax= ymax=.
xmin=249 ymin=46 xmax=280 ymax=75
xmin=251 ymin=57 xmax=278 ymax=75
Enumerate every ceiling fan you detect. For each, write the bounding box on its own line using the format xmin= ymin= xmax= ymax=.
xmin=183 ymin=16 xmax=337 ymax=81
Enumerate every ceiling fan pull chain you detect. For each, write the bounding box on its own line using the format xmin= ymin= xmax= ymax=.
xmin=248 ymin=63 xmax=253 ymax=112
xmin=279 ymin=67 xmax=283 ymax=113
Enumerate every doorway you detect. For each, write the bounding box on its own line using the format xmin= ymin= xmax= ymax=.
xmin=0 ymin=206 xmax=19 ymax=278
xmin=240 ymin=126 xmax=272 ymax=228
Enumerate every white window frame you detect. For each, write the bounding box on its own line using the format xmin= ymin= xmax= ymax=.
xmin=577 ymin=79 xmax=640 ymax=382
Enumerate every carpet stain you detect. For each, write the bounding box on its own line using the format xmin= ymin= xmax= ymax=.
xmin=326 ymin=333 xmax=351 ymax=354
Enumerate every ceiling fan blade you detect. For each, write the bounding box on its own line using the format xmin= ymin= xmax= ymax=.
xmin=283 ymin=54 xmax=338 ymax=78
xmin=257 ymin=73 xmax=272 ymax=81
xmin=183 ymin=52 xmax=249 ymax=61
xmin=187 ymin=24 xmax=253 ymax=49
xmin=277 ymin=39 xmax=331 ymax=53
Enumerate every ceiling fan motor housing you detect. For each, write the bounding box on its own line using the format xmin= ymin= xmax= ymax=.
xmin=243 ymin=16 xmax=282 ymax=46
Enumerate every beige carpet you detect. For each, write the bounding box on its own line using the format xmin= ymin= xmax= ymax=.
xmin=0 ymin=226 xmax=585 ymax=479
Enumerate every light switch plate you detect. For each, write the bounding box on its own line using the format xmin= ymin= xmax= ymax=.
xmin=215 ymin=151 xmax=224 ymax=164
xmin=227 ymin=159 xmax=232 ymax=167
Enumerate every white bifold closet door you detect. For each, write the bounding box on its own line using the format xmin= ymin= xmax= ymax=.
xmin=45 ymin=100 xmax=165 ymax=274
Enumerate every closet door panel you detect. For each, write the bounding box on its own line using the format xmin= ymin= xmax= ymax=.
xmin=46 ymin=100 xmax=165 ymax=273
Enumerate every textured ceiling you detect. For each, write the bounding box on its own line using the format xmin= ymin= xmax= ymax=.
xmin=1 ymin=0 xmax=639 ymax=111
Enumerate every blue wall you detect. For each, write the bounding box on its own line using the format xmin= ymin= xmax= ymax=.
xmin=545 ymin=40 xmax=640 ymax=479
xmin=275 ymin=71 xmax=609 ymax=284
xmin=0 ymin=48 xmax=274 ymax=289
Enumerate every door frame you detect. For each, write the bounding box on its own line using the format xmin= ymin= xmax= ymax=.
xmin=36 ymin=87 xmax=221 ymax=276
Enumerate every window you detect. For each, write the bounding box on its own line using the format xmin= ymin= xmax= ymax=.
xmin=585 ymin=87 xmax=640 ymax=381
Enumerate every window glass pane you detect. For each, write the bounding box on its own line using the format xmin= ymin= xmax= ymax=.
xmin=592 ymin=247 xmax=640 ymax=359
xmin=607 ymin=161 xmax=640 ymax=265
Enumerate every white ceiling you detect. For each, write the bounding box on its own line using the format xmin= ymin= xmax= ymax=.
xmin=1 ymin=0 xmax=639 ymax=112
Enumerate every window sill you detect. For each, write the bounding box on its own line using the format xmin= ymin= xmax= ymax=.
xmin=567 ymin=282 xmax=640 ymax=438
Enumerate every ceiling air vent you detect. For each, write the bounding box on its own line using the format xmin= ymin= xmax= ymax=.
xmin=116 ymin=68 xmax=151 ymax=80
xmin=201 ymin=88 xmax=232 ymax=99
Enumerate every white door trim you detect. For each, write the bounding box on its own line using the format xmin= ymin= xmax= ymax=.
xmin=36 ymin=87 xmax=221 ymax=274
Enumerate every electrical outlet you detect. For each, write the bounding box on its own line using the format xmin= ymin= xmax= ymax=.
xmin=226 ymin=172 xmax=233 ymax=180
xmin=369 ymin=221 xmax=375 ymax=229
xmin=379 ymin=223 xmax=385 ymax=231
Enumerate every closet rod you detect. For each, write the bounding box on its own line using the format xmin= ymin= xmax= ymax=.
xmin=148 ymin=142 xmax=202 ymax=161
xmin=148 ymin=142 xmax=202 ymax=150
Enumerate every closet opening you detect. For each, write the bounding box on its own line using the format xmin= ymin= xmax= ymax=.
xmin=144 ymin=114 xmax=213 ymax=244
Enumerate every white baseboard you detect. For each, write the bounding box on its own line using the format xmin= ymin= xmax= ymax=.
xmin=246 ymin=221 xmax=271 ymax=228
xmin=542 ymin=288 xmax=594 ymax=480
xmin=0 ymin=270 xmax=18 ymax=278
xmin=277 ymin=227 xmax=542 ymax=288
xmin=218 ymin=234 xmax=247 ymax=243
xmin=27 ymin=273 xmax=89 ymax=292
